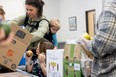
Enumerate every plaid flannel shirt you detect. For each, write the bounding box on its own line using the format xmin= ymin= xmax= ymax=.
xmin=90 ymin=0 xmax=116 ymax=77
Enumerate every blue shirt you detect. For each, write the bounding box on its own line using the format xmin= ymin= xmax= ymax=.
xmin=52 ymin=33 xmax=58 ymax=47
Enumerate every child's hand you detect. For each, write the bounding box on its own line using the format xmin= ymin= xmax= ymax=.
xmin=38 ymin=53 xmax=45 ymax=63
xmin=26 ymin=54 xmax=32 ymax=64
xmin=53 ymin=46 xmax=57 ymax=49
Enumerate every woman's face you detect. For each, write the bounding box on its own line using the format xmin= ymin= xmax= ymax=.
xmin=36 ymin=43 xmax=40 ymax=55
xmin=26 ymin=5 xmax=38 ymax=19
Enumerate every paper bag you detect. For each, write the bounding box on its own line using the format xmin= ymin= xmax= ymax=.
xmin=63 ymin=44 xmax=83 ymax=77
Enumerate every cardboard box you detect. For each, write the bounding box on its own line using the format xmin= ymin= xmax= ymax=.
xmin=0 ymin=24 xmax=32 ymax=71
xmin=63 ymin=44 xmax=82 ymax=77
xmin=46 ymin=49 xmax=64 ymax=77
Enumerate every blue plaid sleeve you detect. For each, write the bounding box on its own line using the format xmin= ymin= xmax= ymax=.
xmin=91 ymin=3 xmax=116 ymax=58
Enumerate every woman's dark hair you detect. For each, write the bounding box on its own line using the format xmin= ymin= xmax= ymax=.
xmin=0 ymin=8 xmax=5 ymax=16
xmin=25 ymin=0 xmax=45 ymax=17
xmin=39 ymin=39 xmax=54 ymax=55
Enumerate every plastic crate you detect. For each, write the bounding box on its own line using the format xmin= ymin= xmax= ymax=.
xmin=19 ymin=53 xmax=26 ymax=66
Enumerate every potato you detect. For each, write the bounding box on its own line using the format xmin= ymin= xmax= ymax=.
xmin=26 ymin=50 xmax=33 ymax=57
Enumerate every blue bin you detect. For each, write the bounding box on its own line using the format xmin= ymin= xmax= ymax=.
xmin=19 ymin=53 xmax=26 ymax=66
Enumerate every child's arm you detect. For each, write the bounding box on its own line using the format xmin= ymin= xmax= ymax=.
xmin=40 ymin=62 xmax=46 ymax=76
xmin=38 ymin=53 xmax=47 ymax=76
xmin=52 ymin=33 xmax=58 ymax=49
xmin=26 ymin=56 xmax=33 ymax=73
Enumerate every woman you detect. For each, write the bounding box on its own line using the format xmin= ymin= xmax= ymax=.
xmin=8 ymin=0 xmax=49 ymax=51
xmin=26 ymin=39 xmax=54 ymax=77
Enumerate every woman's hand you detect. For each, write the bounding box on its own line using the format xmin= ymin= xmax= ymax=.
xmin=0 ymin=28 xmax=5 ymax=40
xmin=0 ymin=29 xmax=14 ymax=47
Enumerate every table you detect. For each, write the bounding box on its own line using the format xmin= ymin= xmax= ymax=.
xmin=0 ymin=68 xmax=37 ymax=77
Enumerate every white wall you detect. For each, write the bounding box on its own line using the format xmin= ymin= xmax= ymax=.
xmin=58 ymin=0 xmax=102 ymax=42
xmin=0 ymin=0 xmax=25 ymax=20
xmin=44 ymin=0 xmax=60 ymax=19
xmin=0 ymin=0 xmax=59 ymax=20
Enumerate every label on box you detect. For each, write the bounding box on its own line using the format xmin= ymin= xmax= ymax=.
xmin=7 ymin=49 xmax=14 ymax=57
xmin=69 ymin=63 xmax=72 ymax=66
xmin=74 ymin=63 xmax=80 ymax=71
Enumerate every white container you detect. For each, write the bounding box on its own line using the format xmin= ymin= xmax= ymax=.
xmin=46 ymin=49 xmax=64 ymax=77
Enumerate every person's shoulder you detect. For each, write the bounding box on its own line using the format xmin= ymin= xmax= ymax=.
xmin=41 ymin=15 xmax=47 ymax=19
xmin=36 ymin=15 xmax=47 ymax=21
xmin=40 ymin=15 xmax=49 ymax=21
xmin=18 ymin=14 xmax=26 ymax=19
xmin=39 ymin=15 xmax=49 ymax=23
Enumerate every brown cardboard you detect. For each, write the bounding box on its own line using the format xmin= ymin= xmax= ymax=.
xmin=63 ymin=44 xmax=93 ymax=77
xmin=64 ymin=44 xmax=81 ymax=60
xmin=80 ymin=45 xmax=94 ymax=59
xmin=0 ymin=24 xmax=32 ymax=71
xmin=63 ymin=44 xmax=82 ymax=77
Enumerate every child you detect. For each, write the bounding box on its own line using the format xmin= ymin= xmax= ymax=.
xmin=44 ymin=18 xmax=61 ymax=49
xmin=0 ymin=7 xmax=14 ymax=46
xmin=26 ymin=39 xmax=54 ymax=77
xmin=0 ymin=8 xmax=5 ymax=22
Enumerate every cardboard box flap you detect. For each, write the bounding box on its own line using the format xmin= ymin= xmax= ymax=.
xmin=64 ymin=44 xmax=81 ymax=60
xmin=0 ymin=38 xmax=27 ymax=71
xmin=10 ymin=24 xmax=33 ymax=46
xmin=0 ymin=24 xmax=33 ymax=71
